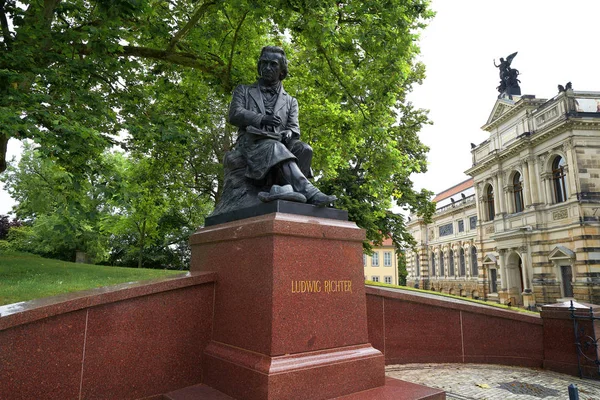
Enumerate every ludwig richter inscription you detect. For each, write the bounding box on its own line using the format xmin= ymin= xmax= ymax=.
xmin=291 ymin=280 xmax=352 ymax=294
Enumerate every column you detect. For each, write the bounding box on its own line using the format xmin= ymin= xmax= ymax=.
xmin=519 ymin=247 xmax=531 ymax=291
xmin=494 ymin=174 xmax=502 ymax=215
xmin=474 ymin=184 xmax=483 ymax=222
xmin=533 ymin=158 xmax=544 ymax=204
xmin=522 ymin=161 xmax=532 ymax=207
xmin=504 ymin=184 xmax=512 ymax=214
xmin=564 ymin=143 xmax=578 ymax=198
xmin=527 ymin=158 xmax=539 ymax=204
xmin=499 ymin=249 xmax=508 ymax=290
xmin=542 ymin=173 xmax=553 ymax=204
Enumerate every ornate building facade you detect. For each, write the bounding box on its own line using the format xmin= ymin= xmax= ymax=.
xmin=407 ymin=88 xmax=600 ymax=307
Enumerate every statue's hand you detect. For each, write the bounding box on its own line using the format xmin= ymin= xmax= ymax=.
xmin=262 ymin=115 xmax=282 ymax=127
xmin=281 ymin=130 xmax=292 ymax=144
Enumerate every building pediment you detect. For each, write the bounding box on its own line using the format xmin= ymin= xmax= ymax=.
xmin=484 ymin=98 xmax=517 ymax=127
xmin=482 ymin=254 xmax=497 ymax=264
xmin=548 ymin=245 xmax=575 ymax=260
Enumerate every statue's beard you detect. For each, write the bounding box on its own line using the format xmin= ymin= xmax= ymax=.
xmin=260 ymin=70 xmax=278 ymax=85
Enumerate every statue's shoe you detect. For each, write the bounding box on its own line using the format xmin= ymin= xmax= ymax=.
xmin=258 ymin=184 xmax=307 ymax=203
xmin=307 ymin=192 xmax=337 ymax=207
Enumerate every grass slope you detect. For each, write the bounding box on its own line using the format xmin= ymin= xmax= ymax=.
xmin=366 ymin=280 xmax=539 ymax=315
xmin=0 ymin=251 xmax=185 ymax=306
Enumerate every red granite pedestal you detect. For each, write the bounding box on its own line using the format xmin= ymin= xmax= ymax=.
xmin=187 ymin=212 xmax=444 ymax=400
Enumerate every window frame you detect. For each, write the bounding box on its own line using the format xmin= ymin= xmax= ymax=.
xmin=371 ymin=252 xmax=379 ymax=267
xmin=513 ymin=172 xmax=524 ymax=213
xmin=383 ymin=251 xmax=392 ymax=267
xmin=486 ymin=185 xmax=495 ymax=221
xmin=552 ymin=156 xmax=568 ymax=203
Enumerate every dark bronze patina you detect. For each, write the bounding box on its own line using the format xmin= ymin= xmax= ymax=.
xmin=211 ymin=46 xmax=336 ymax=217
xmin=494 ymin=52 xmax=521 ymax=99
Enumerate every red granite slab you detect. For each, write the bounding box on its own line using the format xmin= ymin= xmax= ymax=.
xmin=383 ymin=297 xmax=463 ymax=364
xmin=164 ymin=384 xmax=235 ymax=400
xmin=164 ymin=377 xmax=445 ymax=400
xmin=190 ymin=213 xmax=370 ymax=356
xmin=202 ymin=343 xmax=384 ymax=400
xmin=540 ymin=301 xmax=600 ymax=376
xmin=461 ymin=311 xmax=543 ymax=367
xmin=80 ymin=284 xmax=215 ymax=399
xmin=336 ymin=377 xmax=445 ymax=400
xmin=0 ymin=272 xmax=216 ymax=331
xmin=365 ymin=294 xmax=384 ymax=354
xmin=0 ymin=310 xmax=86 ymax=400
xmin=190 ymin=213 xmax=386 ymax=400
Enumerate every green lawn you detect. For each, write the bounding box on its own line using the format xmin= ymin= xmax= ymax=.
xmin=0 ymin=251 xmax=185 ymax=306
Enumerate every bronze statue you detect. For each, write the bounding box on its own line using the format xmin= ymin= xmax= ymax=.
xmin=494 ymin=52 xmax=521 ymax=99
xmin=211 ymin=46 xmax=337 ymax=216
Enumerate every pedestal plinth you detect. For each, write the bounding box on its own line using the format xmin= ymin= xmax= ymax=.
xmin=190 ymin=211 xmax=385 ymax=400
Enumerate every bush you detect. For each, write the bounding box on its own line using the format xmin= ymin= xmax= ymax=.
xmin=0 ymin=240 xmax=13 ymax=252
xmin=0 ymin=215 xmax=22 ymax=240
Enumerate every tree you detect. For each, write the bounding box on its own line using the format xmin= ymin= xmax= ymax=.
xmin=0 ymin=214 xmax=21 ymax=240
xmin=2 ymin=0 xmax=435 ymax=251
xmin=1 ymin=144 xmax=115 ymax=261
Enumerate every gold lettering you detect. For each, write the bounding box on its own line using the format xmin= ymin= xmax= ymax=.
xmin=291 ymin=280 xmax=352 ymax=294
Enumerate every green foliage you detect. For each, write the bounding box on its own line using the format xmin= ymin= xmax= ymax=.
xmin=1 ymin=0 xmax=436 ymax=252
xmin=0 ymin=240 xmax=13 ymax=251
xmin=2 ymin=146 xmax=210 ymax=267
xmin=0 ymin=251 xmax=183 ymax=305
xmin=397 ymin=251 xmax=407 ymax=286
xmin=0 ymin=214 xmax=21 ymax=239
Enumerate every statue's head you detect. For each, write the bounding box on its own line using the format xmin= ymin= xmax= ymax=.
xmin=257 ymin=46 xmax=288 ymax=83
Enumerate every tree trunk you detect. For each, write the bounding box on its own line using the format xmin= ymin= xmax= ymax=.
xmin=138 ymin=220 xmax=146 ymax=268
xmin=0 ymin=133 xmax=7 ymax=174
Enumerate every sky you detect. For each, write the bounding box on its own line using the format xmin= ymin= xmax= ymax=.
xmin=2 ymin=0 xmax=600 ymax=215
xmin=407 ymin=0 xmax=600 ymax=198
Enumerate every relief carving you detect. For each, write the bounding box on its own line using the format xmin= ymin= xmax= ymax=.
xmin=553 ymin=209 xmax=568 ymax=220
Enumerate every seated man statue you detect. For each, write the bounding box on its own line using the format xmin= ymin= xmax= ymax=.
xmin=211 ymin=46 xmax=336 ymax=216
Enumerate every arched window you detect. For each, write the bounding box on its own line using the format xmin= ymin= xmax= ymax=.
xmin=459 ymin=248 xmax=466 ymax=276
xmin=486 ymin=185 xmax=495 ymax=220
xmin=513 ymin=172 xmax=524 ymax=213
xmin=439 ymin=251 xmax=445 ymax=276
xmin=415 ymin=253 xmax=420 ymax=277
xmin=449 ymin=249 xmax=455 ymax=277
xmin=553 ymin=156 xmax=568 ymax=203
xmin=430 ymin=252 xmax=436 ymax=276
xmin=471 ymin=246 xmax=478 ymax=277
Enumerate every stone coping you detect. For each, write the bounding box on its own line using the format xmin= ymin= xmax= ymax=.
xmin=191 ymin=212 xmax=364 ymax=245
xmin=0 ymin=271 xmax=217 ymax=331
xmin=366 ymin=285 xmax=542 ymax=324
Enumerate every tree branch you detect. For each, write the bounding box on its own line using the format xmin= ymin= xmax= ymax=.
xmin=166 ymin=0 xmax=217 ymax=52
xmin=225 ymin=11 xmax=248 ymax=91
xmin=121 ymin=45 xmax=226 ymax=75
xmin=316 ymin=44 xmax=368 ymax=120
xmin=0 ymin=0 xmax=12 ymax=51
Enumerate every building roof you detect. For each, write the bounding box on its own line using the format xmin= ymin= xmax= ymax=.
xmin=432 ymin=178 xmax=474 ymax=203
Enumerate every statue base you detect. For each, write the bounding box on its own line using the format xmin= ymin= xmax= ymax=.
xmin=205 ymin=199 xmax=348 ymax=226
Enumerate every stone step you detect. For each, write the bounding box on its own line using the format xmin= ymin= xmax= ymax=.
xmin=163 ymin=378 xmax=445 ymax=400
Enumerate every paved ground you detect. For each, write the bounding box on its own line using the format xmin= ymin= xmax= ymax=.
xmin=386 ymin=363 xmax=600 ymax=400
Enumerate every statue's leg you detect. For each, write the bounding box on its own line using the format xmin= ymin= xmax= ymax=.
xmin=287 ymin=140 xmax=313 ymax=179
xmin=277 ymin=161 xmax=336 ymax=207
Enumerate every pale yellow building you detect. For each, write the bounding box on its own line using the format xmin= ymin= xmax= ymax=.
xmin=363 ymin=238 xmax=399 ymax=285
xmin=407 ymin=87 xmax=600 ymax=307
